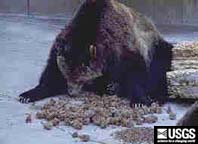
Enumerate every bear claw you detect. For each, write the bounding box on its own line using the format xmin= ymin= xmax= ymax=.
xmin=19 ymin=96 xmax=30 ymax=103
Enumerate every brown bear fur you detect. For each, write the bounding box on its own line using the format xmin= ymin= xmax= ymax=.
xmin=19 ymin=0 xmax=173 ymax=106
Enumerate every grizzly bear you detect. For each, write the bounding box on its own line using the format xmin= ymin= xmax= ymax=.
xmin=19 ymin=0 xmax=173 ymax=106
xmin=177 ymin=102 xmax=198 ymax=126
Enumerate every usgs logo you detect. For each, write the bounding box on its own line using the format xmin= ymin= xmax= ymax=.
xmin=155 ymin=127 xmax=197 ymax=144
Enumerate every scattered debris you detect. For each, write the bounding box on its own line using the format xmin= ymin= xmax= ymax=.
xmin=79 ymin=134 xmax=90 ymax=142
xmin=71 ymin=132 xmax=90 ymax=142
xmin=51 ymin=118 xmax=60 ymax=126
xmin=72 ymin=119 xmax=83 ymax=130
xmin=167 ymin=105 xmax=172 ymax=114
xmin=33 ymin=94 xmax=164 ymax=130
xmin=166 ymin=105 xmax=177 ymax=120
xmin=72 ymin=132 xmax=79 ymax=138
xmin=144 ymin=115 xmax=158 ymax=124
xmin=169 ymin=112 xmax=177 ymax=120
xmin=43 ymin=122 xmax=53 ymax=130
xmin=25 ymin=113 xmax=32 ymax=123
xmin=115 ymin=127 xmax=154 ymax=144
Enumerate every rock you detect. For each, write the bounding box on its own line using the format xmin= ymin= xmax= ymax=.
xmin=79 ymin=134 xmax=90 ymax=142
xmin=150 ymin=103 xmax=162 ymax=114
xmin=72 ymin=132 xmax=79 ymax=138
xmin=136 ymin=118 xmax=144 ymax=125
xmin=169 ymin=112 xmax=176 ymax=120
xmin=144 ymin=115 xmax=158 ymax=124
xmin=167 ymin=41 xmax=198 ymax=99
xmin=167 ymin=69 xmax=198 ymax=99
xmin=167 ymin=106 xmax=172 ymax=114
xmin=72 ymin=120 xmax=83 ymax=130
xmin=25 ymin=113 xmax=32 ymax=123
xmin=36 ymin=112 xmax=45 ymax=119
xmin=172 ymin=60 xmax=198 ymax=70
xmin=173 ymin=41 xmax=198 ymax=60
xmin=43 ymin=122 xmax=53 ymax=130
xmin=51 ymin=118 xmax=60 ymax=126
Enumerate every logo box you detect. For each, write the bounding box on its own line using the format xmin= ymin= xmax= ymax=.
xmin=154 ymin=126 xmax=198 ymax=144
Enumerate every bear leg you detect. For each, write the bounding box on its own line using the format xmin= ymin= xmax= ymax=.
xmin=148 ymin=71 xmax=168 ymax=104
xmin=117 ymin=70 xmax=152 ymax=107
xmin=148 ymin=40 xmax=173 ymax=104
xmin=19 ymin=48 xmax=69 ymax=103
xmin=109 ymin=54 xmax=153 ymax=106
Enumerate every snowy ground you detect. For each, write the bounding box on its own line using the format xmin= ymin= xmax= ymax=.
xmin=0 ymin=14 xmax=198 ymax=144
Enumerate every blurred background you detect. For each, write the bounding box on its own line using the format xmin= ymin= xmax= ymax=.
xmin=0 ymin=0 xmax=198 ymax=26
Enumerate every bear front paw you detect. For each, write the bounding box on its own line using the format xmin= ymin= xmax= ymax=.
xmin=19 ymin=94 xmax=31 ymax=103
xmin=19 ymin=86 xmax=46 ymax=103
xmin=130 ymin=96 xmax=153 ymax=108
xmin=19 ymin=89 xmax=38 ymax=103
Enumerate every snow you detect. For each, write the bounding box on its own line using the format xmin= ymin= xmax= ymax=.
xmin=0 ymin=14 xmax=197 ymax=144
